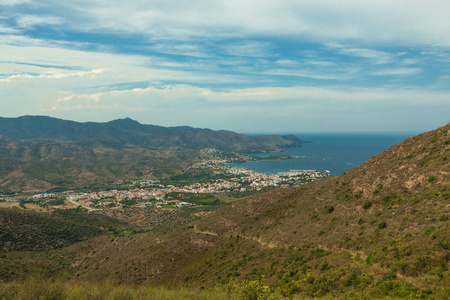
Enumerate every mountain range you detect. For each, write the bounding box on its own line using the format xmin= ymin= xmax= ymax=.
xmin=0 ymin=116 xmax=303 ymax=151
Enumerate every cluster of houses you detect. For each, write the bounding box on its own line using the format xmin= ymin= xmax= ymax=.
xmin=6 ymin=149 xmax=329 ymax=210
xmin=67 ymin=189 xmax=165 ymax=202
xmin=55 ymin=164 xmax=328 ymax=210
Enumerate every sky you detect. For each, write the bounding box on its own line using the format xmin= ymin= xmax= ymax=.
xmin=0 ymin=0 xmax=449 ymax=134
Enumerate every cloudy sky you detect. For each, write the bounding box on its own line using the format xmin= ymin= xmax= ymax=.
xmin=1 ymin=0 xmax=449 ymax=133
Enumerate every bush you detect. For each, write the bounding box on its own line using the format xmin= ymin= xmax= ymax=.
xmin=239 ymin=279 xmax=281 ymax=300
xmin=362 ymin=201 xmax=372 ymax=209
xmin=378 ymin=221 xmax=387 ymax=229
xmin=439 ymin=214 xmax=449 ymax=222
xmin=324 ymin=205 xmax=334 ymax=214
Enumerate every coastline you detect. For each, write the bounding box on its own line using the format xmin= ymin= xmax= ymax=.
xmin=231 ymin=133 xmax=411 ymax=176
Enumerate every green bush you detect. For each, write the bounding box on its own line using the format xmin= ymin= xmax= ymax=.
xmin=239 ymin=278 xmax=281 ymax=300
xmin=378 ymin=221 xmax=387 ymax=229
xmin=324 ymin=205 xmax=334 ymax=214
xmin=362 ymin=201 xmax=372 ymax=209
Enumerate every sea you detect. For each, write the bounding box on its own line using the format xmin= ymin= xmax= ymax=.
xmin=232 ymin=133 xmax=415 ymax=176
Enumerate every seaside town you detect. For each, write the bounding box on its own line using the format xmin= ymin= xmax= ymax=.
xmin=1 ymin=149 xmax=330 ymax=211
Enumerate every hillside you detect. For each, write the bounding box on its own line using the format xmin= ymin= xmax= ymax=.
xmin=53 ymin=123 xmax=449 ymax=298
xmin=0 ymin=140 xmax=196 ymax=192
xmin=0 ymin=207 xmax=122 ymax=252
xmin=0 ymin=124 xmax=448 ymax=298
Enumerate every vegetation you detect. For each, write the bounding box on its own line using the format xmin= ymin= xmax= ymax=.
xmin=0 ymin=207 xmax=120 ymax=252
xmin=0 ymin=269 xmax=448 ymax=299
xmin=167 ymin=192 xmax=222 ymax=206
xmin=0 ymin=123 xmax=449 ymax=298
xmin=0 ymin=277 xmax=289 ymax=300
xmin=46 ymin=198 xmax=65 ymax=206
xmin=161 ymin=169 xmax=236 ymax=186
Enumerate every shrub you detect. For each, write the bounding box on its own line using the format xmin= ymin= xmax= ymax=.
xmin=373 ymin=184 xmax=383 ymax=194
xmin=424 ymin=226 xmax=436 ymax=235
xmin=378 ymin=221 xmax=387 ymax=229
xmin=324 ymin=205 xmax=334 ymax=214
xmin=239 ymin=278 xmax=281 ymax=300
xmin=362 ymin=201 xmax=372 ymax=209
xmin=439 ymin=214 xmax=449 ymax=222
xmin=437 ymin=239 xmax=449 ymax=250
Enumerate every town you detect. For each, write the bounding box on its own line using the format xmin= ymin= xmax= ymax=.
xmin=0 ymin=149 xmax=330 ymax=211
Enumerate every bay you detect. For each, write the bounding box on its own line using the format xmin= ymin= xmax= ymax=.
xmin=233 ymin=133 xmax=413 ymax=176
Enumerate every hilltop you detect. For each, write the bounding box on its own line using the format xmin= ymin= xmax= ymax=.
xmin=0 ymin=123 xmax=449 ymax=299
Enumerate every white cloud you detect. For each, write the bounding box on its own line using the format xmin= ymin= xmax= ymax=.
xmin=372 ymin=68 xmax=422 ymax=76
xmin=2 ymin=0 xmax=448 ymax=47
xmin=39 ymin=84 xmax=450 ymax=107
xmin=1 ymin=0 xmax=449 ymax=133
xmin=148 ymin=43 xmax=212 ymax=58
xmin=16 ymin=14 xmax=63 ymax=28
xmin=21 ymin=84 xmax=448 ymax=133
xmin=217 ymin=41 xmax=272 ymax=57
xmin=0 ymin=0 xmax=31 ymax=5
xmin=401 ymin=58 xmax=423 ymax=66
xmin=264 ymin=69 xmax=342 ymax=80
xmin=1 ymin=68 xmax=106 ymax=82
xmin=0 ymin=24 xmax=18 ymax=33
xmin=26 ymin=0 xmax=448 ymax=47
xmin=326 ymin=43 xmax=394 ymax=64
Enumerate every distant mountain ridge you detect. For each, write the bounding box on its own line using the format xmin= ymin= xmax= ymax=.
xmin=0 ymin=116 xmax=303 ymax=152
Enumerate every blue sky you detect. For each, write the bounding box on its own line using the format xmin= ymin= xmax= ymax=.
xmin=0 ymin=0 xmax=449 ymax=133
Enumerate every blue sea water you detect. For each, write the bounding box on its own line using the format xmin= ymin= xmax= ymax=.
xmin=233 ymin=133 xmax=413 ymax=176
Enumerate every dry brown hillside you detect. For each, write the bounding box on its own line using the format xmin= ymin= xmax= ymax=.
xmin=50 ymin=123 xmax=450 ymax=298
xmin=2 ymin=124 xmax=449 ymax=298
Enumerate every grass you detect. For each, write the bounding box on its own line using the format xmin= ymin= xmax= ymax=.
xmin=1 ymin=274 xmax=449 ymax=300
xmin=0 ymin=277 xmax=287 ymax=300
